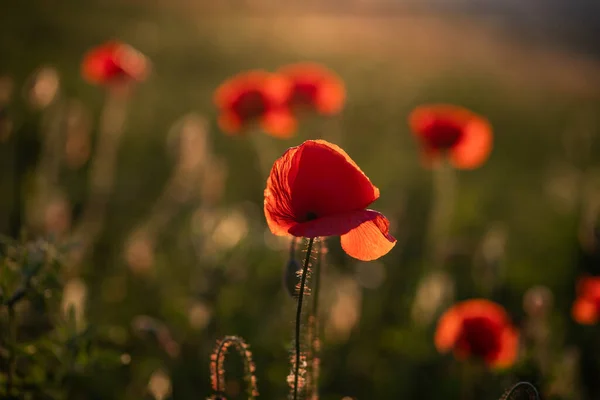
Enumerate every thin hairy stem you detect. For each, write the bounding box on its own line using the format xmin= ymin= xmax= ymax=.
xmin=210 ymin=335 xmax=258 ymax=399
xmin=293 ymin=237 xmax=315 ymax=400
xmin=499 ymin=382 xmax=540 ymax=400
xmin=311 ymin=240 xmax=323 ymax=319
xmin=302 ymin=240 xmax=324 ymax=399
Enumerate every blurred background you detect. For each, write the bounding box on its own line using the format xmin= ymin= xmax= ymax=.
xmin=1 ymin=0 xmax=600 ymax=399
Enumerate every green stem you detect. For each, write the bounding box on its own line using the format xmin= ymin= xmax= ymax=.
xmin=6 ymin=304 xmax=15 ymax=396
xmin=249 ymin=132 xmax=279 ymax=181
xmin=308 ymin=240 xmax=324 ymax=399
xmin=293 ymin=237 xmax=315 ymax=400
xmin=311 ymin=240 xmax=322 ymax=319
xmin=499 ymin=382 xmax=540 ymax=400
xmin=427 ymin=160 xmax=457 ymax=270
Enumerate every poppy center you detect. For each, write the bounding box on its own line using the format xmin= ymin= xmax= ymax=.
xmin=305 ymin=212 xmax=318 ymax=221
xmin=422 ymin=119 xmax=464 ymax=149
xmin=289 ymin=82 xmax=318 ymax=109
xmin=456 ymin=316 xmax=502 ymax=360
xmin=232 ymin=90 xmax=267 ymax=121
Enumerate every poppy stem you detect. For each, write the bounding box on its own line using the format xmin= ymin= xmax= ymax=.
xmin=311 ymin=239 xmax=322 ymax=321
xmin=428 ymin=160 xmax=457 ymax=269
xmin=6 ymin=304 xmax=16 ymax=396
xmin=250 ymin=132 xmax=279 ymax=181
xmin=72 ymin=91 xmax=128 ymax=262
xmin=211 ymin=336 xmax=259 ymax=399
xmin=293 ymin=237 xmax=315 ymax=400
xmin=308 ymin=239 xmax=325 ymax=399
xmin=498 ymin=382 xmax=540 ymax=400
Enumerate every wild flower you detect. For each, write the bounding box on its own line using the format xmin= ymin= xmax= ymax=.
xmin=214 ymin=71 xmax=296 ymax=138
xmin=81 ymin=40 xmax=149 ymax=86
xmin=278 ymin=63 xmax=345 ymax=116
xmin=435 ymin=299 xmax=519 ymax=368
xmin=571 ymin=276 xmax=600 ymax=324
xmin=409 ymin=104 xmax=492 ymax=169
xmin=264 ymin=139 xmax=396 ymax=261
xmin=265 ymin=140 xmax=394 ymax=399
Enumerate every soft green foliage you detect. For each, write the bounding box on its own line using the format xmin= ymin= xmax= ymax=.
xmin=0 ymin=238 xmax=123 ymax=399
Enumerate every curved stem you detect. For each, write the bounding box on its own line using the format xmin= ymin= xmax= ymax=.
xmin=213 ymin=339 xmax=228 ymax=395
xmin=293 ymin=237 xmax=315 ymax=400
xmin=499 ymin=382 xmax=540 ymax=400
xmin=211 ymin=335 xmax=258 ymax=398
xmin=308 ymin=239 xmax=325 ymax=399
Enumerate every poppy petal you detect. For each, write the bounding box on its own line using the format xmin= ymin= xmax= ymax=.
xmin=339 ymin=210 xmax=396 ymax=261
xmin=279 ymin=63 xmax=346 ymax=115
xmin=116 ymin=44 xmax=149 ymax=81
xmin=316 ymin=79 xmax=345 ymax=115
xmin=289 ymin=140 xmax=379 ymax=218
xmin=409 ymin=104 xmax=474 ymax=138
xmin=218 ymin=112 xmax=242 ymax=134
xmin=264 ymin=145 xmax=302 ymax=236
xmin=285 ymin=208 xmax=378 ymax=236
xmin=458 ymin=299 xmax=509 ymax=324
xmin=262 ymin=75 xmax=293 ymax=104
xmin=264 ymin=140 xmax=380 ymax=236
xmin=577 ymin=276 xmax=600 ymax=298
xmin=82 ymin=41 xmax=148 ymax=85
xmin=287 ymin=209 xmax=395 ymax=260
xmin=572 ymin=298 xmax=599 ymax=324
xmin=214 ymin=71 xmax=290 ymax=108
xmin=261 ymin=110 xmax=297 ymax=138
xmin=214 ymin=70 xmax=269 ymax=107
xmin=491 ymin=327 xmax=519 ymax=368
xmin=434 ymin=305 xmax=463 ymax=352
xmin=435 ymin=299 xmax=513 ymax=356
xmin=448 ymin=117 xmax=492 ymax=169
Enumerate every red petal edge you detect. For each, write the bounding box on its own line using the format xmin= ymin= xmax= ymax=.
xmin=288 ymin=209 xmax=396 ymax=261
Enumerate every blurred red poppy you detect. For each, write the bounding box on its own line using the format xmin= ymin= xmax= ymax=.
xmin=435 ymin=299 xmax=519 ymax=368
xmin=278 ymin=63 xmax=345 ymax=115
xmin=572 ymin=276 xmax=600 ymax=324
xmin=81 ymin=41 xmax=149 ymax=86
xmin=264 ymin=139 xmax=396 ymax=261
xmin=214 ymin=71 xmax=296 ymax=138
xmin=409 ymin=104 xmax=492 ymax=170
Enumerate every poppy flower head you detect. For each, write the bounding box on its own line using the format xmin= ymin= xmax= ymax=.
xmin=409 ymin=104 xmax=492 ymax=170
xmin=82 ymin=41 xmax=149 ymax=86
xmin=264 ymin=139 xmax=396 ymax=261
xmin=214 ymin=71 xmax=296 ymax=138
xmin=572 ymin=276 xmax=600 ymax=324
xmin=278 ymin=63 xmax=346 ymax=115
xmin=435 ymin=299 xmax=519 ymax=368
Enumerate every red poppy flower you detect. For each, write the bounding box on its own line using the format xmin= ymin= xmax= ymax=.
xmin=435 ymin=299 xmax=519 ymax=368
xmin=409 ymin=104 xmax=492 ymax=170
xmin=214 ymin=71 xmax=296 ymax=138
xmin=81 ymin=41 xmax=149 ymax=86
xmin=572 ymin=276 xmax=600 ymax=324
xmin=278 ymin=63 xmax=345 ymax=115
xmin=264 ymin=139 xmax=396 ymax=261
